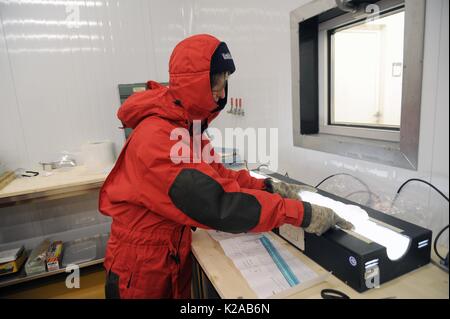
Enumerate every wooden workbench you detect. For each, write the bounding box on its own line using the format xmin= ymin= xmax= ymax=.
xmin=0 ymin=166 xmax=107 ymax=207
xmin=191 ymin=229 xmax=449 ymax=299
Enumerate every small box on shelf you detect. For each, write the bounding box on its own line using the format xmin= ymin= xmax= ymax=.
xmin=0 ymin=246 xmax=27 ymax=276
xmin=46 ymin=241 xmax=63 ymax=272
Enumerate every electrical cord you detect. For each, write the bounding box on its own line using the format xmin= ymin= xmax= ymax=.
xmin=321 ymin=289 xmax=350 ymax=299
xmin=315 ymin=173 xmax=374 ymax=206
xmin=391 ymin=178 xmax=449 ymax=263
xmin=434 ymin=225 xmax=449 ymax=262
xmin=393 ymin=178 xmax=449 ymax=203
xmin=320 ymin=288 xmax=396 ymax=299
xmin=345 ymin=190 xmax=381 ymax=205
xmin=315 ymin=173 xmax=369 ymax=189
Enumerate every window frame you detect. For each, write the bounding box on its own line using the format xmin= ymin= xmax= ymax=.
xmin=319 ymin=3 xmax=405 ymax=142
xmin=290 ymin=0 xmax=426 ymax=170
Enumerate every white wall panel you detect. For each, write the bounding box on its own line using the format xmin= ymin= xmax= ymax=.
xmin=0 ymin=11 xmax=29 ymax=169
xmin=0 ymin=0 xmax=447 ymax=247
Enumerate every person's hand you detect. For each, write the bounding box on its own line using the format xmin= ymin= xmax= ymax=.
xmin=303 ymin=204 xmax=354 ymax=236
xmin=264 ymin=178 xmax=317 ymax=200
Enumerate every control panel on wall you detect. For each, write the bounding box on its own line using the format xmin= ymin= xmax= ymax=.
xmin=227 ymin=97 xmax=245 ymax=116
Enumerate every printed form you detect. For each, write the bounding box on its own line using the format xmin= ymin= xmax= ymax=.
xmin=208 ymin=230 xmax=327 ymax=298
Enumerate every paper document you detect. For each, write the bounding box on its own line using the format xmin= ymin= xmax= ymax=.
xmin=208 ymin=230 xmax=321 ymax=298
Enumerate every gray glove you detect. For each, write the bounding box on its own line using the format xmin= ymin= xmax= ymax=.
xmin=264 ymin=178 xmax=317 ymax=200
xmin=264 ymin=178 xmax=354 ymax=235
xmin=302 ymin=203 xmax=354 ymax=236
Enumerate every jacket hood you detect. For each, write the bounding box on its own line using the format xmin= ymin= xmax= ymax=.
xmin=117 ymin=80 xmax=183 ymax=129
xmin=169 ymin=34 xmax=233 ymax=123
xmin=118 ymin=34 xmax=233 ymax=130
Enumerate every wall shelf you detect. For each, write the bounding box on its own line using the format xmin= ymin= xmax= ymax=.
xmin=0 ymin=166 xmax=110 ymax=291
xmin=0 ymin=257 xmax=104 ymax=289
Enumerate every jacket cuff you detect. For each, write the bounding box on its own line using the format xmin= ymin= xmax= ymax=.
xmin=263 ymin=178 xmax=274 ymax=193
xmin=283 ymin=199 xmax=304 ymax=227
xmin=300 ymin=201 xmax=312 ymax=228
xmin=253 ymin=177 xmax=266 ymax=190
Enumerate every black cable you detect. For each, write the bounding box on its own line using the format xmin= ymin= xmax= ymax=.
xmin=315 ymin=173 xmax=369 ymax=190
xmin=315 ymin=173 xmax=374 ymax=205
xmin=394 ymin=178 xmax=449 ymax=203
xmin=345 ymin=190 xmax=381 ymax=205
xmin=392 ymin=178 xmax=449 ymax=262
xmin=321 ymin=289 xmax=350 ymax=299
xmin=434 ymin=225 xmax=449 ymax=262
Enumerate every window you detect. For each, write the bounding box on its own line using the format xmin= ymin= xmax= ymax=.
xmin=320 ymin=5 xmax=405 ymax=142
xmin=330 ymin=10 xmax=404 ymax=130
xmin=291 ymin=0 xmax=426 ymax=170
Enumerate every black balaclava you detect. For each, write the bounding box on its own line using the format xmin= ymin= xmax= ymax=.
xmin=210 ymin=42 xmax=236 ymax=112
xmin=191 ymin=41 xmax=236 ymax=135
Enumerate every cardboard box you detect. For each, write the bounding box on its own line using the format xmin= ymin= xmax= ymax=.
xmin=0 ymin=248 xmax=27 ymax=276
xmin=46 ymin=241 xmax=63 ymax=272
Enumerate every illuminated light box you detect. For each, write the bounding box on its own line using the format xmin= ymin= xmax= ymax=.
xmin=264 ymin=173 xmax=432 ymax=293
xmin=298 ymin=191 xmax=411 ymax=261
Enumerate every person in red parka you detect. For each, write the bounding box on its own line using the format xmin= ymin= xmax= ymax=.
xmin=99 ymin=34 xmax=353 ymax=299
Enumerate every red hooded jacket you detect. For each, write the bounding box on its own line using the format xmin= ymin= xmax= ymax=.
xmin=99 ymin=34 xmax=308 ymax=299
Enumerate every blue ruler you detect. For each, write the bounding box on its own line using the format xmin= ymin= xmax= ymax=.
xmin=260 ymin=235 xmax=300 ymax=287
